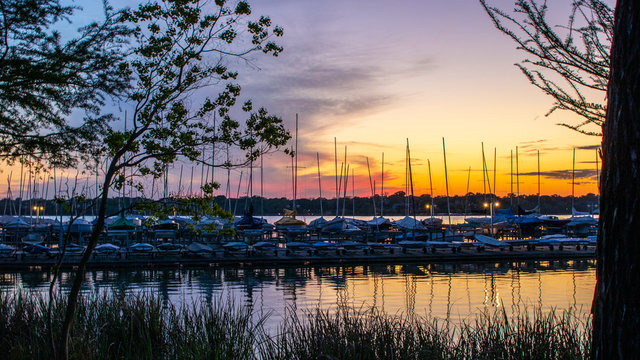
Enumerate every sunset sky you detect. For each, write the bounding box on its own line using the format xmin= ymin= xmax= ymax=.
xmin=241 ymin=0 xmax=604 ymax=198
xmin=0 ymin=0 xmax=608 ymax=200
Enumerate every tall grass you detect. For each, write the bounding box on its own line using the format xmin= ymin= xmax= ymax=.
xmin=265 ymin=305 xmax=590 ymax=360
xmin=0 ymin=291 xmax=267 ymax=360
xmin=0 ymin=291 xmax=591 ymax=359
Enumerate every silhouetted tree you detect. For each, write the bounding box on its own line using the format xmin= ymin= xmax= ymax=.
xmin=480 ymin=0 xmax=611 ymax=135
xmin=48 ymin=1 xmax=290 ymax=359
xmin=0 ymin=0 xmax=132 ymax=167
xmin=591 ymin=1 xmax=640 ymax=358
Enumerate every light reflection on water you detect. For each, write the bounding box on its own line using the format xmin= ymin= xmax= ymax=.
xmin=0 ymin=260 xmax=596 ymax=330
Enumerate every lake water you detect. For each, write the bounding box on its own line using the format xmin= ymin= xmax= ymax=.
xmin=0 ymin=259 xmax=596 ymax=330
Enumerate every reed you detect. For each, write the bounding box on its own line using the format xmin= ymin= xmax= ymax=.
xmin=0 ymin=291 xmax=267 ymax=360
xmin=0 ymin=291 xmax=591 ymax=359
xmin=265 ymin=305 xmax=590 ymax=360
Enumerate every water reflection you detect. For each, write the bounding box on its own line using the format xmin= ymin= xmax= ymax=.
xmin=0 ymin=260 xmax=596 ymax=328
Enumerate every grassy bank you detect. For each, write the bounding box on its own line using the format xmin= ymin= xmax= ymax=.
xmin=0 ymin=291 xmax=590 ymax=359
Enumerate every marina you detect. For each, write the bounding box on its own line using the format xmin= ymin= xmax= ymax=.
xmin=0 ymin=214 xmax=596 ymax=269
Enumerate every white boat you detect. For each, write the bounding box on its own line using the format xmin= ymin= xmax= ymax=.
xmin=126 ymin=243 xmax=155 ymax=257
xmin=62 ymin=243 xmax=86 ymax=255
xmin=367 ymin=216 xmax=392 ymax=230
xmin=94 ymin=243 xmax=121 ymax=254
xmin=156 ymin=243 xmax=184 ymax=255
xmin=285 ymin=242 xmax=313 ymax=255
xmin=185 ymin=242 xmax=215 ymax=257
xmin=395 ymin=216 xmax=426 ymax=231
xmin=222 ymin=241 xmax=248 ymax=253
xmin=0 ymin=244 xmax=16 ymax=258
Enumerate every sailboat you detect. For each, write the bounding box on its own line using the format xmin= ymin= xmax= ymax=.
xmin=309 ymin=152 xmax=328 ymax=231
xmin=275 ymin=115 xmax=307 ymax=239
xmin=275 ymin=208 xmax=307 ymax=231
xmin=566 ymin=148 xmax=597 ymax=236
xmin=395 ymin=140 xmax=426 ymax=235
xmin=367 ymin=153 xmax=392 ymax=231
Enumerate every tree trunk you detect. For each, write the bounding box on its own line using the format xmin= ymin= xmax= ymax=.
xmin=592 ymin=1 xmax=640 ymax=359
xmin=59 ymin=167 xmax=116 ymax=360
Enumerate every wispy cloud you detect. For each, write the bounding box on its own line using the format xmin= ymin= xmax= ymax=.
xmin=519 ymin=169 xmax=597 ymax=180
xmin=241 ymin=33 xmax=437 ymax=137
xmin=575 ymin=144 xmax=601 ymax=150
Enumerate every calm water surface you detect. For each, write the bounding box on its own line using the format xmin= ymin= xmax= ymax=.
xmin=0 ymin=259 xmax=596 ymax=330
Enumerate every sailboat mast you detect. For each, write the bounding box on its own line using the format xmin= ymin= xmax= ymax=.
xmin=200 ymin=143 xmax=205 ymax=196
xmin=189 ymin=167 xmax=194 ymax=196
xmin=492 ymin=148 xmax=497 ymax=236
xmin=442 ymin=138 xmax=452 ymax=225
xmin=428 ymin=159 xmax=434 ymax=222
xmin=493 ymin=148 xmax=497 ymax=206
xmin=338 ymin=162 xmax=343 ymax=214
xmin=405 ymin=143 xmax=409 ymax=216
xmin=3 ymin=172 xmax=10 ymax=215
xmin=211 ymin=114 xmax=216 ymax=188
xmin=178 ymin=164 xmax=183 ymax=197
xmin=366 ymin=157 xmax=377 ymax=218
xmin=352 ymin=169 xmax=355 ymax=218
xmin=28 ymin=160 xmax=32 ymax=220
xmin=294 ymin=114 xmax=298 ymax=210
xmin=407 ymin=139 xmax=417 ymax=224
xmin=516 ymin=146 xmax=520 ymax=209
xmin=596 ymin=148 xmax=600 ymax=212
xmin=233 ymin=171 xmax=243 ymax=217
xmin=596 ymin=148 xmax=600 ymax=186
xmin=537 ymin=150 xmax=541 ymax=212
xmin=381 ymin=152 xmax=384 ymax=217
xmin=260 ymin=154 xmax=264 ymax=220
xmin=226 ymin=144 xmax=231 ymax=210
xmin=18 ymin=159 xmax=23 ymax=216
xmin=334 ymin=138 xmax=338 ymax=216
xmin=151 ymin=176 xmax=156 ymax=200
xmin=482 ymin=143 xmax=487 ymax=204
xmin=290 ymin=144 xmax=294 ymax=208
xmin=572 ymin=148 xmax=576 ymax=212
xmin=464 ymin=166 xmax=471 ymax=218
xmin=53 ymin=166 xmax=58 ymax=223
xmin=316 ymin=152 xmax=323 ymax=217
xmin=341 ymin=164 xmax=349 ymax=217
xmin=510 ymin=150 xmax=513 ymax=210
xmin=248 ymin=151 xmax=253 ymax=203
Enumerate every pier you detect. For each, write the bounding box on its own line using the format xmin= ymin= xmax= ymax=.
xmin=0 ymin=244 xmax=595 ymax=270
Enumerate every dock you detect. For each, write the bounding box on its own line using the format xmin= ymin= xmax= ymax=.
xmin=0 ymin=245 xmax=595 ymax=270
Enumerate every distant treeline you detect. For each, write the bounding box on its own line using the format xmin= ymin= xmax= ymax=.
xmin=0 ymin=191 xmax=599 ymax=217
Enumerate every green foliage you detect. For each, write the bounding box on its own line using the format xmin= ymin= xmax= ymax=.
xmin=106 ymin=0 xmax=290 ymax=201
xmin=0 ymin=0 xmax=133 ymax=167
xmin=134 ymin=189 xmax=235 ymax=236
xmin=0 ymin=0 xmax=290 ymax=171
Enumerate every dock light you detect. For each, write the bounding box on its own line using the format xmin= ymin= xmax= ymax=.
xmin=33 ymin=205 xmax=44 ymax=224
xmin=425 ymin=204 xmax=433 ymax=216
xmin=483 ymin=203 xmax=489 ymax=208
xmin=495 ymin=202 xmax=500 ymax=207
